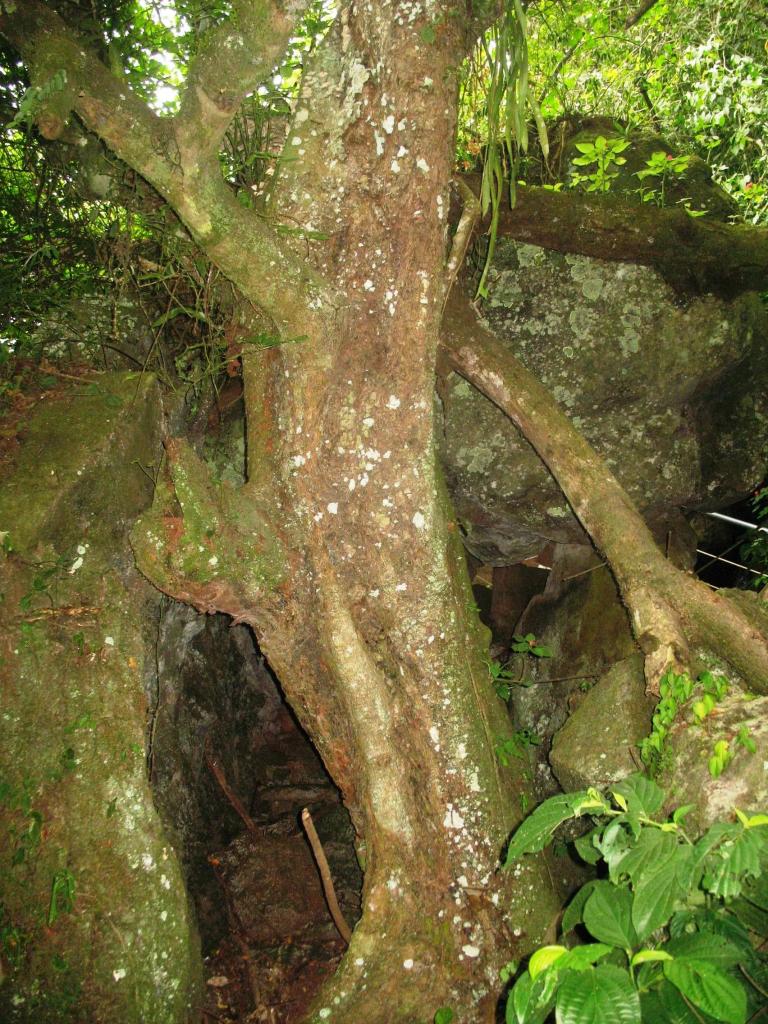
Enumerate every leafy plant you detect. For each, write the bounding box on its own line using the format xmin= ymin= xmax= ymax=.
xmin=0 ymin=902 xmax=27 ymax=967
xmin=511 ymin=633 xmax=553 ymax=659
xmin=640 ymin=668 xmax=751 ymax=779
xmin=488 ymin=658 xmax=520 ymax=700
xmin=504 ymin=774 xmax=768 ymax=1023
xmin=496 ymin=729 xmax=541 ymax=767
xmin=569 ymin=135 xmax=630 ymax=193
xmin=489 ymin=636 xmax=552 ymax=699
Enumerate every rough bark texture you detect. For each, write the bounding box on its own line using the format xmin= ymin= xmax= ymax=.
xmin=486 ymin=182 xmax=768 ymax=298
xmin=0 ymin=376 xmax=202 ymax=1024
xmin=1 ymin=2 xmax=560 ymax=1021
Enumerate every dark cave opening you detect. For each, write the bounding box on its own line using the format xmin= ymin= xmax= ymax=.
xmin=145 ymin=601 xmax=362 ymax=1023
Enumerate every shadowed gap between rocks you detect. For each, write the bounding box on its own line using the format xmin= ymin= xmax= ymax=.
xmin=146 ymin=600 xmax=362 ymax=1023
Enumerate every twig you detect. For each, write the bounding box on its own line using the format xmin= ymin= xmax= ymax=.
xmin=562 ymin=561 xmax=607 ymax=582
xmin=301 ymin=807 xmax=352 ymax=944
xmin=38 ymin=361 xmax=103 ymax=383
xmin=537 ymin=672 xmax=599 ymax=684
xmin=14 ymin=605 xmax=99 ymax=622
xmin=442 ymin=178 xmax=481 ymax=315
xmin=204 ymin=736 xmax=260 ymax=836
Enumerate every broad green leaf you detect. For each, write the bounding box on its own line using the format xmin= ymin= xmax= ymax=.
xmin=612 ymin=774 xmax=665 ymax=817
xmin=505 ymin=792 xmax=591 ymax=863
xmin=557 ymin=944 xmax=612 ymax=972
xmin=669 ymin=907 xmax=754 ymax=955
xmin=632 ymin=845 xmax=693 ymax=940
xmin=507 ymin=972 xmax=554 ymax=1024
xmin=529 ymin=945 xmax=567 ymax=979
xmin=555 ymin=964 xmax=641 ymax=1024
xmin=596 ymin=819 xmax=634 ymax=875
xmin=664 ymin=960 xmax=747 ymax=1023
xmin=640 ymin=981 xmax=701 ymax=1024
xmin=665 ymin=932 xmax=743 ymax=968
xmin=631 ymin=949 xmax=673 ymax=967
xmin=573 ymin=829 xmax=602 ymax=865
xmin=702 ymin=825 xmax=765 ymax=899
xmin=561 ymin=880 xmax=598 ymax=934
xmin=583 ymin=881 xmax=639 ymax=949
xmin=735 ymin=809 xmax=768 ymax=827
xmin=673 ymin=805 xmax=695 ymax=826
xmin=610 ymin=827 xmax=677 ymax=886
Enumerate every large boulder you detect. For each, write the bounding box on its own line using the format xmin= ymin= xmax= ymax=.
xmin=0 ymin=373 xmax=201 ymax=1023
xmin=442 ymin=239 xmax=768 ymax=562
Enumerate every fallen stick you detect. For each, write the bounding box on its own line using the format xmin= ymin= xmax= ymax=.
xmin=301 ymin=807 xmax=352 ymax=944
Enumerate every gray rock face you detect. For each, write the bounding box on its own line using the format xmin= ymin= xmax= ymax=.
xmin=549 ymin=656 xmax=656 ymax=793
xmin=442 ymin=240 xmax=768 ymax=562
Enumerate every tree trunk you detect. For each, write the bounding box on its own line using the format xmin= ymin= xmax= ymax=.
xmin=122 ymin=5 xmax=561 ymax=1021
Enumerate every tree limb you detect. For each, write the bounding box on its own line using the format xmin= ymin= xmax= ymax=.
xmin=483 ymin=182 xmax=768 ymax=298
xmin=175 ymin=0 xmax=311 ymax=159
xmin=0 ymin=0 xmax=337 ymax=333
xmin=625 ymin=0 xmax=664 ymax=29
xmin=440 ymin=290 xmax=768 ymax=694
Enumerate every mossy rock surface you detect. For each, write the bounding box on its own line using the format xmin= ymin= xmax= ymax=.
xmin=0 ymin=374 xmax=202 ymax=1023
xmin=549 ymin=655 xmax=655 ymax=792
xmin=660 ymin=693 xmax=768 ymax=838
xmin=443 ymin=240 xmax=768 ymax=562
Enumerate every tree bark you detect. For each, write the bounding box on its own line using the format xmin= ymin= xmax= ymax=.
xmin=2 ymin=3 xmax=561 ymax=1021
xmin=477 ymin=181 xmax=768 ymax=298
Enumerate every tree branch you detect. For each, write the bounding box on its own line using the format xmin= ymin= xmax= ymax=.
xmin=482 ymin=182 xmax=768 ymax=299
xmin=625 ymin=0 xmax=663 ymax=29
xmin=0 ymin=0 xmax=337 ymax=333
xmin=175 ymin=0 xmax=312 ymax=159
xmin=129 ymin=438 xmax=287 ymax=620
xmin=440 ymin=290 xmax=768 ymax=693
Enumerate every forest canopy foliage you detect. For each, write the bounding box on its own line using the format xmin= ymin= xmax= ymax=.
xmin=0 ymin=0 xmax=766 ymax=399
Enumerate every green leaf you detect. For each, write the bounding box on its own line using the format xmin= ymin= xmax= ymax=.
xmin=741 ymin=868 xmax=768 ymax=910
xmin=663 ymin=960 xmax=747 ymax=1023
xmin=632 ymin=845 xmax=693 ymax=940
xmin=561 ymin=880 xmax=598 ymax=934
xmin=506 ymin=972 xmax=554 ymax=1024
xmin=631 ymin=949 xmax=673 ymax=967
xmin=665 ymin=932 xmax=744 ymax=968
xmin=640 ymin=981 xmax=701 ymax=1024
xmin=573 ymin=829 xmax=602 ymax=865
xmin=610 ymin=827 xmax=677 ymax=886
xmin=504 ymin=792 xmax=592 ymax=864
xmin=702 ymin=824 xmax=765 ymax=899
xmin=583 ymin=881 xmax=639 ymax=949
xmin=529 ymin=946 xmax=567 ymax=978
xmin=558 ymin=944 xmax=613 ymax=971
xmin=611 ymin=774 xmax=665 ymax=817
xmin=555 ymin=964 xmax=641 ymax=1024
xmin=434 ymin=1009 xmax=453 ymax=1024
xmin=420 ymin=24 xmax=436 ymax=44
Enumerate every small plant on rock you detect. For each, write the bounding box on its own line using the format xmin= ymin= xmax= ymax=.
xmin=503 ymin=774 xmax=768 ymax=1024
